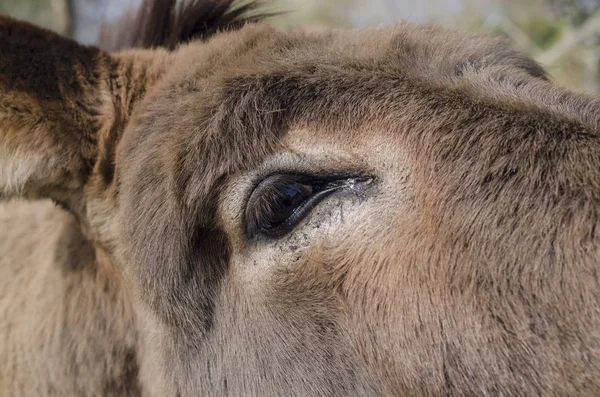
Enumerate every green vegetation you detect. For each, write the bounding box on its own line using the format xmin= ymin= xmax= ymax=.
xmin=0 ymin=0 xmax=71 ymax=35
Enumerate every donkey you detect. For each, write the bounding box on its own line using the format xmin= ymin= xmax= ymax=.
xmin=1 ymin=0 xmax=600 ymax=395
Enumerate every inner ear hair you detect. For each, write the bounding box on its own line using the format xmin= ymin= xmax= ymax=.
xmin=0 ymin=15 xmax=107 ymax=202
xmin=0 ymin=16 xmax=161 ymax=214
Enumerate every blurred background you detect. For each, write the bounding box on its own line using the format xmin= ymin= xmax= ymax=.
xmin=2 ymin=0 xmax=600 ymax=93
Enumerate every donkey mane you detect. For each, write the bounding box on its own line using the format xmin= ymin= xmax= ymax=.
xmin=99 ymin=0 xmax=270 ymax=51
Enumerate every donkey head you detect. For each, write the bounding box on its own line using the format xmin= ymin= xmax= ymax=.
xmin=1 ymin=0 xmax=600 ymax=395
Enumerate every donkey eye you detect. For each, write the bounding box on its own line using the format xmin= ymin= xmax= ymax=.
xmin=246 ymin=174 xmax=357 ymax=239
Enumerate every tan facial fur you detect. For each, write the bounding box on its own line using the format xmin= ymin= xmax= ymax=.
xmin=1 ymin=1 xmax=600 ymax=396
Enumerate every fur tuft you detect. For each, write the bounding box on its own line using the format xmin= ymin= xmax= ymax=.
xmin=98 ymin=0 xmax=271 ymax=51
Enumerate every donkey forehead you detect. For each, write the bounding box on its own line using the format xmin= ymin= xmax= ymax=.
xmin=174 ymin=22 xmax=546 ymax=84
xmin=178 ymin=24 xmax=542 ymax=127
xmin=118 ymin=22 xmax=548 ymax=210
xmin=130 ymin=26 xmax=531 ymax=140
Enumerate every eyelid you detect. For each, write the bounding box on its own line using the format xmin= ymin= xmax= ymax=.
xmin=245 ymin=172 xmax=369 ymax=212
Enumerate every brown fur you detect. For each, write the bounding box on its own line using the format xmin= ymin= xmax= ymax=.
xmin=1 ymin=1 xmax=600 ymax=396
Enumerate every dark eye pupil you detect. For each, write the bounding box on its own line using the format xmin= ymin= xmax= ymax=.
xmin=280 ymin=184 xmax=312 ymax=205
xmin=269 ymin=183 xmax=313 ymax=224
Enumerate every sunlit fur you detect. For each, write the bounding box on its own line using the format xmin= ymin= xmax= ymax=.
xmin=1 ymin=1 xmax=600 ymax=396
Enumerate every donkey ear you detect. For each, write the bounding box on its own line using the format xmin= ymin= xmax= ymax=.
xmin=0 ymin=16 xmax=116 ymax=207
